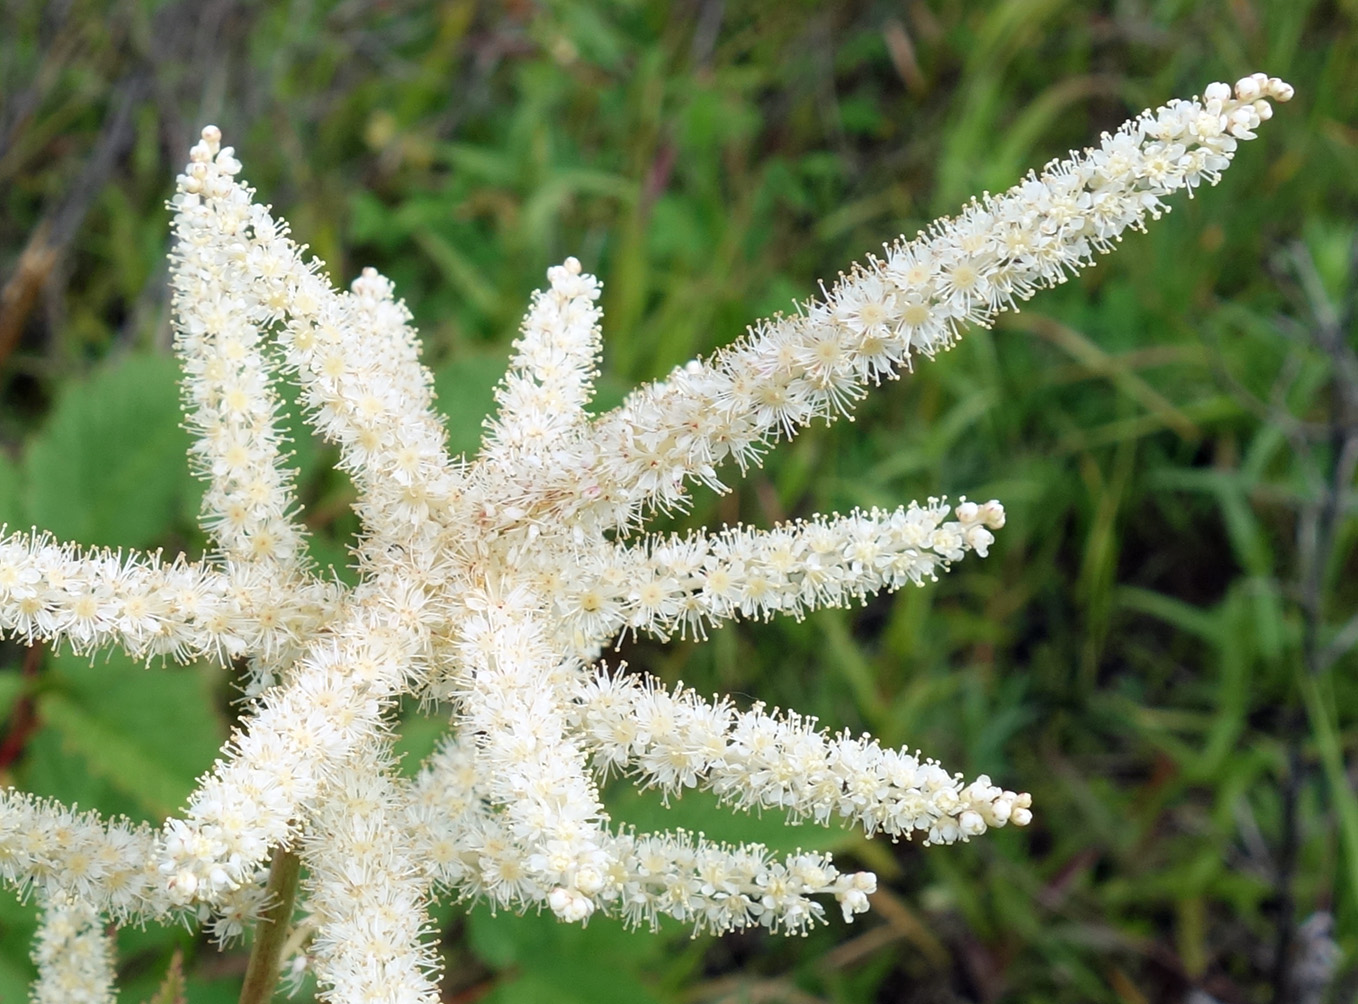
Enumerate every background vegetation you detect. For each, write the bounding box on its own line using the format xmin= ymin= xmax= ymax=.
xmin=1 ymin=1 xmax=1356 ymax=1001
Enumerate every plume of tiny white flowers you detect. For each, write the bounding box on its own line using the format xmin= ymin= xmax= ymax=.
xmin=303 ymin=753 xmax=443 ymax=1003
xmin=485 ymin=257 xmax=604 ymax=454
xmin=30 ymin=894 xmax=116 ymax=1004
xmin=0 ymin=74 xmax=1290 ymax=1004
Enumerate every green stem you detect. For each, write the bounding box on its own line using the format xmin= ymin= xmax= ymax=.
xmin=239 ymin=846 xmax=301 ymax=1004
xmin=1299 ymin=672 xmax=1358 ymax=912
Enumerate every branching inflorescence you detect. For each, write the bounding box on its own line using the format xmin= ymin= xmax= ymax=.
xmin=0 ymin=74 xmax=1290 ymax=1003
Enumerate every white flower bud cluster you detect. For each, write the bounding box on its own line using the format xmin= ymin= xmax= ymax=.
xmin=574 ymin=673 xmax=1031 ymax=842
xmin=277 ymin=264 xmax=462 ymax=549
xmin=160 ymin=610 xmax=424 ymax=905
xmin=555 ymin=498 xmax=1006 ymax=645
xmin=176 ymin=126 xmax=461 ymax=560
xmin=486 ymin=255 xmax=604 ymax=453
xmin=0 ymin=531 xmax=338 ymax=662
xmin=304 ymin=760 xmax=442 ymax=1003
xmin=0 ymin=75 xmax=1288 ymax=1003
xmin=30 ymin=895 xmax=116 ymax=1004
xmin=0 ymin=791 xmax=165 ymax=918
xmin=172 ymin=132 xmax=309 ymax=571
xmin=450 ymin=592 xmax=612 ymax=923
xmin=205 ymin=871 xmax=273 ymax=945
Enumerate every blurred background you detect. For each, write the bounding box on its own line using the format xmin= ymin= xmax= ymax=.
xmin=1 ymin=1 xmax=1356 ymax=1002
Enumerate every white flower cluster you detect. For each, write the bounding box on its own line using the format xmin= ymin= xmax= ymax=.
xmin=573 ymin=673 xmax=1028 ymax=843
xmin=557 ymin=498 xmax=1006 ymax=645
xmin=0 ymin=74 xmax=1288 ymax=1004
xmin=29 ymin=895 xmax=115 ymax=1004
xmin=0 ymin=533 xmax=338 ymax=666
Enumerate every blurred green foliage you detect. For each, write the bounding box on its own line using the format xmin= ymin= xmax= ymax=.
xmin=1 ymin=1 xmax=1356 ymax=1002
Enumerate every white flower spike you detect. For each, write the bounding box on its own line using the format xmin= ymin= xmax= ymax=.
xmin=0 ymin=74 xmax=1289 ymax=1004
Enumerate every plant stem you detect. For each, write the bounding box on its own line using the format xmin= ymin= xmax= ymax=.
xmin=239 ymin=846 xmax=301 ymax=1004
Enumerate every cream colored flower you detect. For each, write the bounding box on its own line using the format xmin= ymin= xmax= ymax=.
xmin=0 ymin=74 xmax=1291 ymax=1004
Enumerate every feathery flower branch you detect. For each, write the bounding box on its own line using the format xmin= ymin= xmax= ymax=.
xmin=0 ymin=73 xmax=1290 ymax=1003
xmin=465 ymin=77 xmax=1294 ymax=537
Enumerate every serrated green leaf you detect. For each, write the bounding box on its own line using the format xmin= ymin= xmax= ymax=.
xmin=467 ymin=904 xmax=670 ymax=1004
xmin=37 ymin=692 xmax=194 ymax=819
xmin=23 ymin=353 xmax=191 ymax=549
xmin=16 ymin=726 xmax=128 ymax=818
xmin=24 ymin=648 xmax=224 ymax=819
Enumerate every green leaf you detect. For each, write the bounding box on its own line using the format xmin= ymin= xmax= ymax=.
xmin=414 ymin=231 xmax=501 ymax=320
xmin=23 ymin=648 xmax=224 ymax=820
xmin=36 ymin=693 xmax=197 ymax=820
xmin=23 ymin=353 xmax=191 ymax=549
xmin=433 ymin=353 xmax=505 ymax=459
xmin=305 ymin=529 xmax=358 ymax=587
xmin=606 ymin=781 xmax=852 ymax=855
xmin=468 ymin=904 xmax=671 ymax=1004
xmin=180 ymin=974 xmax=248 ymax=1004
xmin=1117 ymin=586 xmax=1220 ymax=643
xmin=0 ymin=947 xmax=32 ymax=1001
xmin=0 ymin=666 xmax=25 ymax=723
xmin=0 ymin=894 xmax=37 ymax=998
xmin=393 ymin=707 xmax=449 ymax=776
xmin=0 ymin=448 xmax=24 ymax=529
xmin=485 ymin=968 xmax=664 ymax=1004
xmin=16 ymin=726 xmax=125 ymax=819
xmin=275 ymin=378 xmax=325 ymax=486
